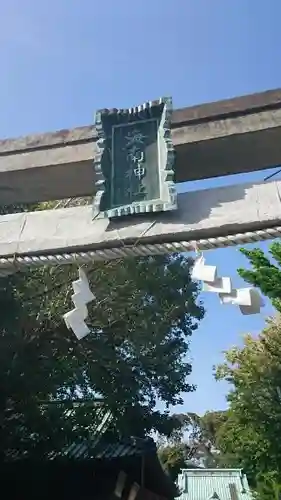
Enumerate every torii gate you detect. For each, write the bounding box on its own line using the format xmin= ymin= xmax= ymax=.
xmin=1 ymin=87 xmax=281 ymax=276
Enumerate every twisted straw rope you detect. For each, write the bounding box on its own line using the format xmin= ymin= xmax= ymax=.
xmin=0 ymin=225 xmax=281 ymax=277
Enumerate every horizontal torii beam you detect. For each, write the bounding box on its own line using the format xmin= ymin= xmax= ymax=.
xmin=2 ymin=88 xmax=281 ymax=206
xmin=1 ymin=180 xmax=281 ymax=275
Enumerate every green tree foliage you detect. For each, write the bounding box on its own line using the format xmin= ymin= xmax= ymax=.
xmin=197 ymin=410 xmax=230 ymax=468
xmin=206 ymin=241 xmax=281 ymax=491
xmin=0 ymin=203 xmax=204 ymax=457
xmin=159 ymin=240 xmax=281 ymax=490
xmin=255 ymin=472 xmax=281 ymax=500
xmin=158 ymin=444 xmax=191 ymax=481
xmin=157 ymin=410 xmax=228 ymax=474
xmin=199 ymin=410 xmax=228 ymax=446
xmin=157 ymin=412 xmax=202 ymax=477
xmin=238 ymin=241 xmax=281 ymax=311
xmin=215 ymin=317 xmax=281 ymax=486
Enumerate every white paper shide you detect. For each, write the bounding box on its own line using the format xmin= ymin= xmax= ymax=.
xmin=191 ymin=255 xmax=264 ymax=315
xmin=63 ymin=268 xmax=95 ymax=339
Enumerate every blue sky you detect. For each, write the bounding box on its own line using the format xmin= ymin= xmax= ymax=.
xmin=1 ymin=0 xmax=280 ymax=414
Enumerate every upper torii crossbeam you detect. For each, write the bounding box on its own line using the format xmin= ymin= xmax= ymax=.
xmin=1 ymin=87 xmax=281 ymax=274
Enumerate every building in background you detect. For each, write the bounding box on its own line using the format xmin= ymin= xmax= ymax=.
xmin=176 ymin=468 xmax=253 ymax=500
xmin=2 ymin=400 xmax=177 ymax=500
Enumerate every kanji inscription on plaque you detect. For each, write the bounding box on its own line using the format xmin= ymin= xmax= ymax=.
xmin=93 ymin=98 xmax=177 ymax=219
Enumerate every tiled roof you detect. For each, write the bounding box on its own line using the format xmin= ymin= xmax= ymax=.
xmin=4 ymin=400 xmax=113 ymax=461
xmin=93 ymin=436 xmax=157 ymax=459
xmin=52 ymin=436 xmax=156 ymax=461
xmin=176 ymin=469 xmax=253 ymax=500
xmin=4 ymin=399 xmax=157 ymax=464
xmin=48 ymin=402 xmax=113 ymax=460
xmin=4 ymin=400 xmax=177 ymax=499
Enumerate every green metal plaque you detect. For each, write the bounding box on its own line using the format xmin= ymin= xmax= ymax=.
xmin=93 ymin=97 xmax=177 ymax=219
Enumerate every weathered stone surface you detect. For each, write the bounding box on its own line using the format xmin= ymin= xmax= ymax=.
xmin=1 ymin=88 xmax=281 ymax=205
xmin=1 ymin=181 xmax=280 ymax=259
